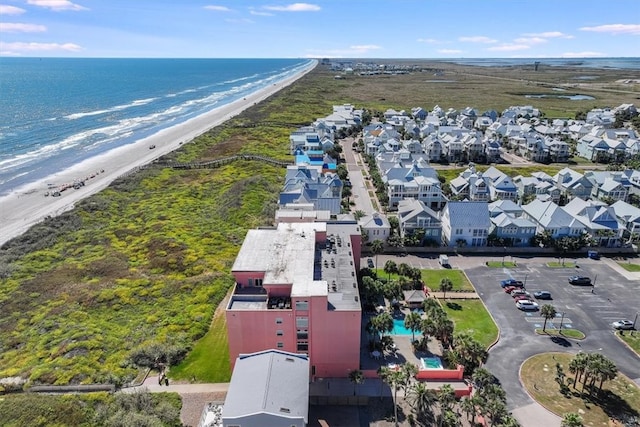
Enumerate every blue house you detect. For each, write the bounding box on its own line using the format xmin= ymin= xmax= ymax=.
xmin=440 ymin=201 xmax=490 ymax=247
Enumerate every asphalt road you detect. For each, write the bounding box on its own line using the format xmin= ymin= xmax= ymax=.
xmin=369 ymin=253 xmax=640 ymax=411
xmin=464 ymin=259 xmax=640 ymax=409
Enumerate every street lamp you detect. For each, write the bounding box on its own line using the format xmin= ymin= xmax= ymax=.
xmin=633 ymin=313 xmax=638 ymax=330
xmin=502 ymin=247 xmax=506 ymax=266
xmin=591 ymin=274 xmax=597 ymax=294
xmin=559 ymin=312 xmax=566 ymax=334
xmin=524 ymin=274 xmax=528 ymax=287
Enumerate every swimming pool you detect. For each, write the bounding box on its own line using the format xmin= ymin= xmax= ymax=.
xmin=392 ymin=318 xmax=421 ymax=336
xmin=421 ymin=356 xmax=443 ymax=370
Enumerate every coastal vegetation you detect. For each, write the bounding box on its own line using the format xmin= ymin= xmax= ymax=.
xmin=0 ymin=391 xmax=182 ymax=427
xmin=1 ymin=62 xmax=638 ymax=387
xmin=521 ymin=352 xmax=640 ymax=426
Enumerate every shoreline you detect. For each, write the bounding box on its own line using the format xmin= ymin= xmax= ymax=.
xmin=0 ymin=60 xmax=317 ymax=247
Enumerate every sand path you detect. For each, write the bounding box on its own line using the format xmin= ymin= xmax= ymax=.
xmin=0 ymin=61 xmax=317 ymax=247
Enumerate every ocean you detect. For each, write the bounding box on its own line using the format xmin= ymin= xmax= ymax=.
xmin=440 ymin=57 xmax=640 ymax=69
xmin=0 ymin=58 xmax=314 ymax=196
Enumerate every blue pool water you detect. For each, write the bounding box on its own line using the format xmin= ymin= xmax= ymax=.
xmin=421 ymin=356 xmax=443 ymax=370
xmin=392 ymin=318 xmax=421 ymax=336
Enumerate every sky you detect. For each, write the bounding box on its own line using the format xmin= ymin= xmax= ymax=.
xmin=0 ymin=0 xmax=639 ymax=58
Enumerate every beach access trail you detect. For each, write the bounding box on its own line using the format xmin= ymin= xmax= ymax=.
xmin=0 ymin=62 xmax=317 ymax=247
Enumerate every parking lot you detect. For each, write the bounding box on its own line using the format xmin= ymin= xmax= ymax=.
xmin=370 ymin=253 xmax=640 ymax=410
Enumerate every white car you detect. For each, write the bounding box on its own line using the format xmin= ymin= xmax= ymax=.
xmin=516 ymin=300 xmax=539 ymax=311
xmin=612 ymin=320 xmax=634 ymax=330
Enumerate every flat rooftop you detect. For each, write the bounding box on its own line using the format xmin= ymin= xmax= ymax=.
xmin=231 ymin=222 xmax=361 ymax=311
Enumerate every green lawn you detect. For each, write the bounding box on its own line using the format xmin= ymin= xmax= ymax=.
xmin=521 ymin=352 xmax=640 ymax=426
xmin=547 ymin=261 xmax=578 ymax=268
xmin=442 ymin=300 xmax=499 ymax=348
xmin=535 ymin=328 xmax=586 ymax=339
xmin=618 ymin=262 xmax=640 ymax=272
xmin=169 ymin=306 xmax=231 ymax=383
xmin=616 ymin=330 xmax=640 ymax=355
xmin=422 ymin=269 xmax=475 ymax=292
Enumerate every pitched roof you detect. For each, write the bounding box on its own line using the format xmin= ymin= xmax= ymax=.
xmin=445 ymin=201 xmax=490 ymax=228
xmin=223 ymin=350 xmax=309 ymax=422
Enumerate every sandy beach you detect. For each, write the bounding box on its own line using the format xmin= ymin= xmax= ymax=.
xmin=0 ymin=61 xmax=317 ymax=248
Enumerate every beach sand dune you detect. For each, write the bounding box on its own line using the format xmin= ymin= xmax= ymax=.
xmin=0 ymin=62 xmax=316 ymax=248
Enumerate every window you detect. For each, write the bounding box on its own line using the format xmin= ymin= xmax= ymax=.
xmin=297 ymin=342 xmax=308 ymax=351
xmin=276 ymin=330 xmax=283 ymax=336
xmin=295 ymin=301 xmax=309 ymax=310
xmin=275 ymin=318 xmax=283 ymax=324
xmin=277 ymin=342 xmax=284 ymax=348
xmin=297 ymin=330 xmax=308 ymax=340
xmin=296 ymin=317 xmax=308 ymax=328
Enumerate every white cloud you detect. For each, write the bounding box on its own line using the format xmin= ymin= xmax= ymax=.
xmin=27 ymin=0 xmax=87 ymax=11
xmin=204 ymin=5 xmax=232 ymax=12
xmin=522 ymin=31 xmax=574 ymax=39
xmin=561 ymin=51 xmax=606 ymax=58
xmin=264 ymin=3 xmax=321 ymax=12
xmin=417 ymin=38 xmax=442 ymax=44
xmin=0 ymin=5 xmax=26 ymax=15
xmin=0 ymin=41 xmax=82 ymax=52
xmin=514 ymin=37 xmax=547 ymax=45
xmin=487 ymin=44 xmax=530 ymax=52
xmin=437 ymin=49 xmax=462 ymax=54
xmin=458 ymin=36 xmax=497 ymax=44
xmin=580 ymin=24 xmax=640 ymax=35
xmin=0 ymin=22 xmax=47 ymax=32
xmin=249 ymin=9 xmax=274 ymax=16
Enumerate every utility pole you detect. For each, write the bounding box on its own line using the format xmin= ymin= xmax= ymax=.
xmin=559 ymin=312 xmax=565 ymax=334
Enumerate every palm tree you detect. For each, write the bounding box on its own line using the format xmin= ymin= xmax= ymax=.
xmin=404 ymin=311 xmax=422 ymax=343
xmin=407 ymin=381 xmax=437 ymax=423
xmin=379 ymin=366 xmax=408 ymax=427
xmin=371 ymin=239 xmax=384 ymax=269
xmin=540 ymin=304 xmax=557 ymax=332
xmin=348 ymin=369 xmax=364 ymax=396
xmin=437 ymin=383 xmax=456 ymax=413
xmin=561 ymin=412 xmax=583 ymax=427
xmin=423 ymin=297 xmax=442 ymax=315
xmin=439 ymin=277 xmax=453 ymax=300
xmin=383 ymin=259 xmax=398 ymax=281
xmin=397 ymin=262 xmax=411 ymax=278
xmin=568 ymin=352 xmax=588 ymax=388
xmin=374 ymin=311 xmax=394 ymax=339
xmin=450 ymin=332 xmax=488 ymax=375
xmin=460 ymin=395 xmax=476 ymax=423
xmin=471 ymin=367 xmax=496 ymax=390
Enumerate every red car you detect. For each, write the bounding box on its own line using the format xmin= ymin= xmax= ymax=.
xmin=504 ymin=285 xmax=523 ymax=293
xmin=513 ymin=295 xmax=532 ymax=302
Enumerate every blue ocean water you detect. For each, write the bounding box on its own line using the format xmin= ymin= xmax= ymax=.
xmin=0 ymin=58 xmax=314 ymax=196
xmin=438 ymin=57 xmax=640 ymax=69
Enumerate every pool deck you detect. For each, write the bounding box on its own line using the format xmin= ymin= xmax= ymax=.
xmin=360 ymin=311 xmax=444 ymax=373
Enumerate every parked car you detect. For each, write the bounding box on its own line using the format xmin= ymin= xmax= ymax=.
xmin=568 ymin=276 xmax=592 ymax=286
xmin=501 ymin=279 xmax=524 ymax=288
xmin=439 ymin=254 xmax=450 ymax=268
xmin=367 ymin=258 xmax=374 ymax=269
xmin=587 ymin=250 xmax=600 ymax=260
xmin=511 ymin=290 xmax=531 ymax=298
xmin=516 ymin=300 xmax=539 ymax=311
xmin=504 ymin=286 xmax=522 ymax=294
xmin=513 ymin=295 xmax=532 ymax=302
xmin=612 ymin=320 xmax=634 ymax=330
xmin=533 ymin=291 xmax=552 ymax=300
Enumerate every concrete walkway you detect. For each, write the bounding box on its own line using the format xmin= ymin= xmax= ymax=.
xmin=124 ymin=375 xmax=229 ymax=395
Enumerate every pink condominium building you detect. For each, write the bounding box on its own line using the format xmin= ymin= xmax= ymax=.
xmin=226 ymin=221 xmax=362 ymax=379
